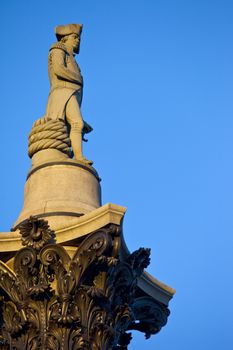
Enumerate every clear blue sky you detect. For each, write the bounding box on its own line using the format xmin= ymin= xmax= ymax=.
xmin=1 ymin=1 xmax=233 ymax=349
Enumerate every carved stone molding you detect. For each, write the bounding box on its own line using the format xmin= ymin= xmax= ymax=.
xmin=0 ymin=217 xmax=170 ymax=350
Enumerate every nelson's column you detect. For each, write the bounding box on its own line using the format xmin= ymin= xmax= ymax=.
xmin=0 ymin=24 xmax=175 ymax=349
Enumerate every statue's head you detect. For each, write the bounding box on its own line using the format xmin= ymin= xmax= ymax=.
xmin=55 ymin=24 xmax=83 ymax=54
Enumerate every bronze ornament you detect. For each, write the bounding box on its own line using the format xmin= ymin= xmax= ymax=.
xmin=0 ymin=218 xmax=170 ymax=349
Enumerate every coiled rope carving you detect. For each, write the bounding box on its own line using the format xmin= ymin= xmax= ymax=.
xmin=28 ymin=117 xmax=71 ymax=158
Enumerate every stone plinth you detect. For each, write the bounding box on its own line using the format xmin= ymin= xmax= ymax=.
xmin=14 ymin=158 xmax=101 ymax=230
xmin=14 ymin=159 xmax=101 ymax=229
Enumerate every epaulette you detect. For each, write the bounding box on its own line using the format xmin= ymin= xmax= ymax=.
xmin=49 ymin=42 xmax=69 ymax=54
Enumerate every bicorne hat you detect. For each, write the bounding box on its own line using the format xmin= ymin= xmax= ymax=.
xmin=55 ymin=24 xmax=83 ymax=40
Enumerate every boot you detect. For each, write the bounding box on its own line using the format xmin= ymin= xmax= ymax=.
xmin=70 ymin=129 xmax=93 ymax=166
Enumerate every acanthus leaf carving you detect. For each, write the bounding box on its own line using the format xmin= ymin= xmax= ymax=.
xmin=0 ymin=218 xmax=170 ymax=349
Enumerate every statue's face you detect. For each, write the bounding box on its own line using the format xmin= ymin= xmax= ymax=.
xmin=65 ymin=33 xmax=81 ymax=54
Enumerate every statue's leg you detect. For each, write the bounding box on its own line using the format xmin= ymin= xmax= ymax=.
xmin=66 ymin=95 xmax=92 ymax=165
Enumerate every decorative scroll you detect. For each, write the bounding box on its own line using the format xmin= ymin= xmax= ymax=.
xmin=0 ymin=218 xmax=170 ymax=350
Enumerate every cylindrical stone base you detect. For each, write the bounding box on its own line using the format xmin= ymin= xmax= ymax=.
xmin=14 ymin=160 xmax=101 ymax=230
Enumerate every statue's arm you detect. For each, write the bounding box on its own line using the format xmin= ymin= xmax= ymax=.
xmin=50 ymin=49 xmax=83 ymax=85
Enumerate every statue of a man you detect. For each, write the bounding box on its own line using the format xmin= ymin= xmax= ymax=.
xmin=45 ymin=23 xmax=92 ymax=165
